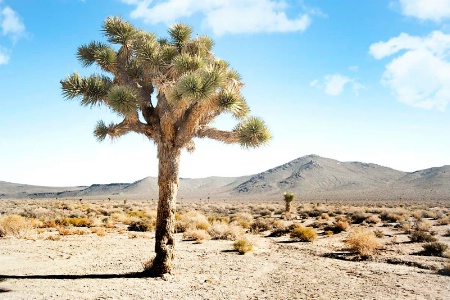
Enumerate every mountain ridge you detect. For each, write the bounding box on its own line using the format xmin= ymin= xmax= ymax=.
xmin=1 ymin=155 xmax=449 ymax=201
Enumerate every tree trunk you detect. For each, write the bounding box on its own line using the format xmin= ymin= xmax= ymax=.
xmin=150 ymin=143 xmax=181 ymax=276
xmin=285 ymin=201 xmax=291 ymax=213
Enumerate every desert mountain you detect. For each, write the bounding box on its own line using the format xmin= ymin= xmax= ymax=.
xmin=1 ymin=155 xmax=449 ymax=201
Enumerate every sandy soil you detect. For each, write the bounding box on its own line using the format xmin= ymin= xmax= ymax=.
xmin=1 ymin=229 xmax=449 ymax=300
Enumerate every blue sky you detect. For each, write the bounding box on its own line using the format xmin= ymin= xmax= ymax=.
xmin=1 ymin=0 xmax=450 ymax=186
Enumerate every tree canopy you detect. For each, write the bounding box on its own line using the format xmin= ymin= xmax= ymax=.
xmin=61 ymin=17 xmax=271 ymax=151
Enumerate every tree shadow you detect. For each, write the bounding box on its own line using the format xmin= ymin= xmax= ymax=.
xmin=0 ymin=271 xmax=159 ymax=280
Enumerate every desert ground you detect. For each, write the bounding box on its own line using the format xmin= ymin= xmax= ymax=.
xmin=0 ymin=198 xmax=449 ymax=300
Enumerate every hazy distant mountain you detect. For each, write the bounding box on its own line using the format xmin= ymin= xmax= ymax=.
xmin=0 ymin=181 xmax=86 ymax=198
xmin=1 ymin=155 xmax=449 ymax=201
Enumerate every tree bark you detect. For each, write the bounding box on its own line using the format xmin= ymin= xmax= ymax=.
xmin=285 ymin=201 xmax=291 ymax=213
xmin=150 ymin=143 xmax=181 ymax=276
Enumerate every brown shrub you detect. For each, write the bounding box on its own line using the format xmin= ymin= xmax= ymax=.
xmin=233 ymin=238 xmax=254 ymax=254
xmin=0 ymin=215 xmax=33 ymax=238
xmin=183 ymin=229 xmax=211 ymax=243
xmin=208 ymin=222 xmax=244 ymax=240
xmin=290 ymin=226 xmax=317 ymax=242
xmin=345 ymin=229 xmax=382 ymax=257
xmin=324 ymin=220 xmax=350 ymax=234
xmin=365 ymin=215 xmax=381 ymax=224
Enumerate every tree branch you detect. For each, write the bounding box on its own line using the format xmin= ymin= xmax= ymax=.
xmin=195 ymin=126 xmax=239 ymax=144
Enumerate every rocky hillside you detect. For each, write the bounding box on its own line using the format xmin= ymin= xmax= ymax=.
xmin=1 ymin=155 xmax=449 ymax=201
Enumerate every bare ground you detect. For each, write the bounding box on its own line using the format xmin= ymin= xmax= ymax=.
xmin=1 ymin=230 xmax=449 ymax=300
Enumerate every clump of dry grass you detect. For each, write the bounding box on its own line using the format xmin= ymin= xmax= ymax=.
xmin=208 ymin=222 xmax=244 ymax=240
xmin=414 ymin=220 xmax=433 ymax=232
xmin=345 ymin=228 xmax=382 ymax=257
xmin=290 ymin=226 xmax=317 ymax=242
xmin=324 ymin=220 xmax=350 ymax=234
xmin=365 ymin=215 xmax=381 ymax=224
xmin=58 ymin=217 xmax=91 ymax=227
xmin=175 ymin=211 xmax=210 ymax=232
xmin=183 ymin=229 xmax=211 ymax=243
xmin=0 ymin=214 xmax=34 ymax=238
xmin=230 ymin=212 xmax=254 ymax=229
xmin=233 ymin=237 xmax=254 ymax=254
xmin=250 ymin=217 xmax=273 ymax=233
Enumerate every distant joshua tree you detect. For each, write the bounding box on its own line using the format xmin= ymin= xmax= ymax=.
xmin=284 ymin=192 xmax=295 ymax=213
xmin=61 ymin=17 xmax=271 ymax=276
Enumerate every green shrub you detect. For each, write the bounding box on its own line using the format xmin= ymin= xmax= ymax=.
xmin=290 ymin=226 xmax=317 ymax=242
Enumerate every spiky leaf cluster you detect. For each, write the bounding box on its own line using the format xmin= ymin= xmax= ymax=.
xmin=61 ymin=73 xmax=112 ymax=106
xmin=237 ymin=117 xmax=272 ymax=148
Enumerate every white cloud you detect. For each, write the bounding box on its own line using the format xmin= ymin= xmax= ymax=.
xmin=122 ymin=0 xmax=311 ymax=35
xmin=312 ymin=73 xmax=364 ymax=97
xmin=398 ymin=0 xmax=450 ymax=22
xmin=324 ymin=74 xmax=352 ymax=96
xmin=1 ymin=5 xmax=25 ymax=41
xmin=370 ymin=31 xmax=450 ymax=110
xmin=0 ymin=2 xmax=25 ymax=66
xmin=0 ymin=46 xmax=9 ymax=64
xmin=349 ymin=65 xmax=359 ymax=72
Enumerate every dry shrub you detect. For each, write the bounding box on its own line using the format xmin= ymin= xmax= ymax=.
xmin=183 ymin=229 xmax=211 ymax=243
xmin=422 ymin=242 xmax=449 ymax=257
xmin=324 ymin=220 xmax=350 ymax=234
xmin=176 ymin=211 xmax=210 ymax=232
xmin=436 ymin=217 xmax=450 ymax=226
xmin=350 ymin=211 xmax=367 ymax=224
xmin=91 ymin=227 xmax=106 ymax=236
xmin=208 ymin=216 xmax=229 ymax=224
xmin=373 ymin=229 xmax=384 ymax=238
xmin=0 ymin=215 xmax=33 ymax=238
xmin=208 ymin=222 xmax=244 ymax=240
xmin=46 ymin=235 xmax=61 ymax=241
xmin=441 ymin=260 xmax=450 ymax=276
xmin=58 ymin=217 xmax=90 ymax=227
xmin=365 ymin=215 xmax=381 ymax=224
xmin=112 ymin=213 xmax=132 ymax=225
xmin=250 ymin=217 xmax=273 ymax=233
xmin=381 ymin=211 xmax=405 ymax=223
xmin=345 ymin=229 xmax=382 ymax=257
xmin=142 ymin=258 xmax=154 ymax=273
xmin=233 ymin=237 xmax=254 ymax=254
xmin=272 ymin=220 xmax=288 ymax=229
xmin=318 ymin=213 xmax=330 ymax=221
xmin=231 ymin=212 xmax=254 ymax=229
xmin=409 ymin=231 xmax=437 ymax=243
xmin=128 ymin=219 xmax=154 ymax=232
xmin=415 ymin=220 xmax=433 ymax=232
xmin=290 ymin=226 xmax=317 ymax=242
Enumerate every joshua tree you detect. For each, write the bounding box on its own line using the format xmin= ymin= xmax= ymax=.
xmin=60 ymin=17 xmax=270 ymax=276
xmin=284 ymin=192 xmax=295 ymax=213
